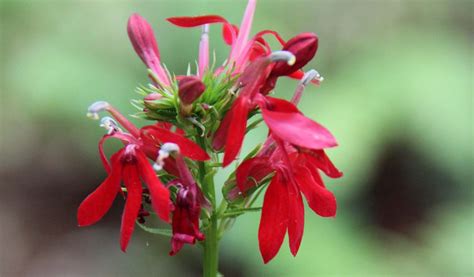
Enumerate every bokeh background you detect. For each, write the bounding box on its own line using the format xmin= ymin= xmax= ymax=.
xmin=1 ymin=0 xmax=472 ymax=276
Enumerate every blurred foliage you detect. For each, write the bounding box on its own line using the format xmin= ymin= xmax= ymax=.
xmin=1 ymin=0 xmax=472 ymax=276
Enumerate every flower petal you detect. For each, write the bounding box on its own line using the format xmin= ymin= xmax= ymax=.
xmin=295 ymin=166 xmax=337 ymax=217
xmin=98 ymin=135 xmax=112 ymax=174
xmin=137 ymin=151 xmax=170 ymax=223
xmin=258 ymin=173 xmax=288 ymax=264
xmin=167 ymin=15 xmax=228 ymax=27
xmin=222 ymin=24 xmax=239 ymax=45
xmin=140 ymin=126 xmax=210 ymax=161
xmin=286 ymin=180 xmax=305 ymax=256
xmin=212 ymin=105 xmax=233 ymax=151
xmin=120 ymin=164 xmax=143 ymax=252
xmin=236 ymin=157 xmax=273 ymax=194
xmin=261 ymin=99 xmax=338 ymax=150
xmin=223 ymin=97 xmax=251 ymax=167
xmin=303 ymin=150 xmax=343 ymax=178
xmin=77 ymin=151 xmax=123 ymax=227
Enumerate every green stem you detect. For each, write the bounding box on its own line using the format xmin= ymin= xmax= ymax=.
xmin=203 ymin=214 xmax=219 ymax=277
xmin=196 ymin=134 xmax=219 ymax=277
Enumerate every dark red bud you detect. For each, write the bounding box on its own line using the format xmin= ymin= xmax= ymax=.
xmin=271 ymin=32 xmax=318 ymax=77
xmin=178 ymin=76 xmax=206 ymax=105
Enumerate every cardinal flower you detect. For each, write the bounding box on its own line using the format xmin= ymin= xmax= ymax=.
xmin=211 ymin=43 xmax=320 ymax=166
xmin=78 ymin=102 xmax=209 ymax=251
xmin=156 ymin=143 xmax=207 ymax=255
xmin=234 ymin=72 xmax=342 ymax=263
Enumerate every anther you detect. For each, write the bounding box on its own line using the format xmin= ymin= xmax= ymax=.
xmin=300 ymin=69 xmax=321 ymax=86
xmin=269 ymin=51 xmax=296 ymax=66
xmin=99 ymin=116 xmax=121 ymax=135
xmin=87 ymin=101 xmax=110 ymax=120
xmin=153 ymin=142 xmax=180 ymax=172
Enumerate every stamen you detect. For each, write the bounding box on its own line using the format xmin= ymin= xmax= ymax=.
xmin=269 ymin=51 xmax=296 ymax=66
xmin=86 ymin=101 xmax=140 ymax=138
xmin=299 ymin=69 xmax=322 ymax=86
xmin=153 ymin=143 xmax=180 ymax=171
xmin=291 ymin=69 xmax=324 ymax=105
xmin=198 ymin=24 xmax=210 ymax=77
xmin=87 ymin=101 xmax=110 ymax=120
xmin=99 ymin=116 xmax=122 ymax=135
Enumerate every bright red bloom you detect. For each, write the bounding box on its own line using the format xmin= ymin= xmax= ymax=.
xmin=212 ymin=48 xmax=329 ymax=166
xmin=77 ymin=143 xmax=170 ymax=251
xmin=236 ymin=135 xmax=341 ymax=263
xmin=79 ymin=103 xmax=210 ymax=251
xmin=156 ymin=144 xmax=207 ymax=255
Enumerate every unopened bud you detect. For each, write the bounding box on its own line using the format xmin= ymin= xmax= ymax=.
xmin=143 ymin=93 xmax=170 ymax=109
xmin=178 ymin=76 xmax=206 ymax=105
xmin=178 ymin=76 xmax=206 ymax=115
xmin=271 ymin=33 xmax=318 ymax=77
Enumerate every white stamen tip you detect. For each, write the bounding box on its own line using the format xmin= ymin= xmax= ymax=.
xmin=87 ymin=101 xmax=110 ymax=120
xmin=269 ymin=51 xmax=296 ymax=65
xmin=99 ymin=116 xmax=121 ymax=135
xmin=153 ymin=163 xmax=163 ymax=172
xmin=202 ymin=24 xmax=209 ymax=35
xmin=300 ymin=69 xmax=324 ymax=86
xmin=154 ymin=143 xmax=180 ymax=172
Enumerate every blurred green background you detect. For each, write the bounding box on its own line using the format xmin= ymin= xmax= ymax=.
xmin=1 ymin=0 xmax=472 ymax=276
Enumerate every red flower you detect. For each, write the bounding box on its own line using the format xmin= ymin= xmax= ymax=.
xmin=78 ymin=102 xmax=210 ymax=251
xmin=77 ymin=143 xmax=170 ymax=251
xmin=156 ymin=143 xmax=206 ymax=255
xmin=236 ymin=135 xmax=341 ymax=263
xmin=212 ymin=48 xmax=327 ymax=166
xmin=169 ymin=180 xmax=205 ymax=255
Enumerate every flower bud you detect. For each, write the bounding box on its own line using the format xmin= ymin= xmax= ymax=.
xmin=128 ymin=13 xmax=170 ymax=86
xmin=270 ymin=32 xmax=318 ymax=77
xmin=143 ymin=93 xmax=170 ymax=110
xmin=178 ymin=76 xmax=206 ymax=115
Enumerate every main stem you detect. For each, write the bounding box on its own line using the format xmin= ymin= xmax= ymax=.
xmin=203 ymin=214 xmax=219 ymax=277
xmin=197 ymin=135 xmax=219 ymax=277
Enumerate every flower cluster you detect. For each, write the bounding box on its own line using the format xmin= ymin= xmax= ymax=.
xmin=78 ymin=0 xmax=342 ymax=269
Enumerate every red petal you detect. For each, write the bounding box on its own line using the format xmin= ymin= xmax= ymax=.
xmin=258 ymin=173 xmax=288 ymax=263
xmin=286 ymin=180 xmax=305 ymax=256
xmin=304 ymin=150 xmax=343 ymax=178
xmin=295 ymin=166 xmax=337 ymax=217
xmin=222 ymin=24 xmax=239 ymax=45
xmin=120 ymin=164 xmax=143 ymax=252
xmin=98 ymin=135 xmax=112 ymax=174
xmin=261 ymin=100 xmax=338 ymax=150
xmin=249 ymin=43 xmax=269 ymax=61
xmin=264 ymin=96 xmax=300 ymax=113
xmin=140 ymin=126 xmax=210 ymax=161
xmin=167 ymin=15 xmax=228 ymax=27
xmin=212 ymin=104 xmax=234 ymax=151
xmin=77 ymin=151 xmax=122 ymax=227
xmin=223 ymin=97 xmax=251 ymax=167
xmin=137 ymin=151 xmax=170 ymax=222
xmin=253 ymin=29 xmax=286 ymax=46
xmin=236 ymin=157 xmax=273 ymax=194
